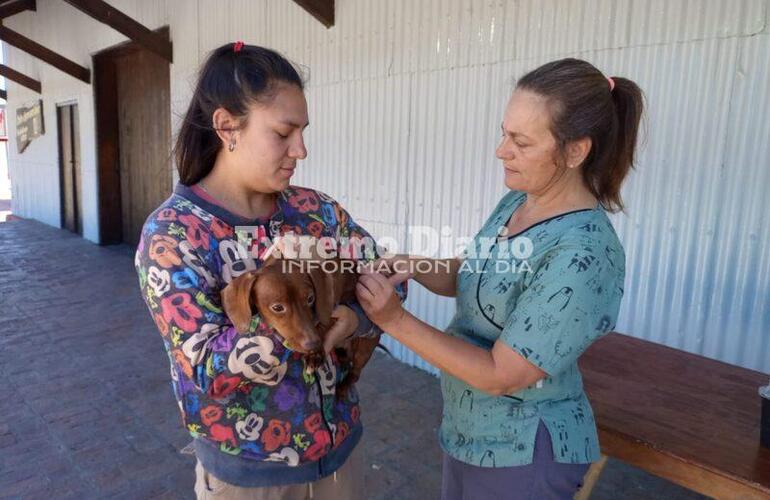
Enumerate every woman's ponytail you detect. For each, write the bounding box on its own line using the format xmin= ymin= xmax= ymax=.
xmin=603 ymin=77 xmax=644 ymax=211
xmin=517 ymin=59 xmax=645 ymax=212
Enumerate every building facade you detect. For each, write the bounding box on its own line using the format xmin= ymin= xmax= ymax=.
xmin=4 ymin=0 xmax=769 ymax=372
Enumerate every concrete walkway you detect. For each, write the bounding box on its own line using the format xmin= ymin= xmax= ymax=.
xmin=0 ymin=219 xmax=706 ymax=499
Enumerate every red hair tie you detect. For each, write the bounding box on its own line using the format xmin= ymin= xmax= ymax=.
xmin=233 ymin=41 xmax=244 ymax=53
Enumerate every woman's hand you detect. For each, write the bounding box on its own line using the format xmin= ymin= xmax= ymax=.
xmin=370 ymin=253 xmax=414 ymax=286
xmin=355 ymin=267 xmax=407 ymax=332
xmin=322 ymin=305 xmax=359 ymax=353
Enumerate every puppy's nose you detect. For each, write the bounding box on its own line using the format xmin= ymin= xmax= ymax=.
xmin=301 ymin=338 xmax=322 ymax=352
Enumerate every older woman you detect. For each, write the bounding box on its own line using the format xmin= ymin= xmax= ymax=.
xmin=355 ymin=58 xmax=643 ymax=499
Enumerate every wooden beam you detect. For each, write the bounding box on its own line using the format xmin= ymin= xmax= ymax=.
xmin=0 ymin=63 xmax=40 ymax=92
xmin=292 ymin=0 xmax=334 ymax=28
xmin=0 ymin=0 xmax=35 ymax=19
xmin=0 ymin=89 xmax=7 ymax=100
xmin=0 ymin=24 xmax=90 ymax=83
xmin=62 ymin=0 xmax=172 ymax=62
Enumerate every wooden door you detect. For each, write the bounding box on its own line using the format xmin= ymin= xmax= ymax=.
xmin=94 ymin=27 xmax=171 ymax=246
xmin=115 ymin=48 xmax=171 ymax=246
xmin=58 ymin=104 xmax=82 ymax=234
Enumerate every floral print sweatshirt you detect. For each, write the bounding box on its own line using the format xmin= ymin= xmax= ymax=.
xmin=134 ymin=183 xmax=406 ymax=486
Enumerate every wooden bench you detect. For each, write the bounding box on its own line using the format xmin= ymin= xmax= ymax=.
xmin=575 ymin=333 xmax=770 ymax=499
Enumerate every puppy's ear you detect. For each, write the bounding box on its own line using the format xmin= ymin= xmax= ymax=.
xmin=309 ymin=264 xmax=336 ymax=328
xmin=221 ymin=271 xmax=260 ymax=333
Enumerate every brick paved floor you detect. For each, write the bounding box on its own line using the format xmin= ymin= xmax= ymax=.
xmin=0 ymin=219 xmax=706 ymax=499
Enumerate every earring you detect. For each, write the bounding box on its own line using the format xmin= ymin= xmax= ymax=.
xmin=228 ymin=140 xmax=236 ymax=152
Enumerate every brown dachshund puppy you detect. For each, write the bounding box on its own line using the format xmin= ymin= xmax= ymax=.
xmin=221 ymin=255 xmax=380 ymax=398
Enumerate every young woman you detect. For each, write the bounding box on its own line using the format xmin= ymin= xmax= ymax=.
xmin=356 ymin=58 xmax=644 ymax=499
xmin=134 ymin=42 xmax=405 ymax=499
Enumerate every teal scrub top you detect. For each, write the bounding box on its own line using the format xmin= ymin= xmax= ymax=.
xmin=439 ymin=190 xmax=626 ymax=467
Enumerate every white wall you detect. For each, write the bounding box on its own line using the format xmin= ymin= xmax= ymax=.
xmin=0 ymin=43 xmax=9 ymax=200
xmin=5 ymin=0 xmax=168 ymax=242
xmin=6 ymin=0 xmax=770 ymax=372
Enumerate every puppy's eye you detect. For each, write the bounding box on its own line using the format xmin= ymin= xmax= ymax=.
xmin=307 ymin=294 xmax=315 ymax=305
xmin=270 ymin=304 xmax=286 ymax=313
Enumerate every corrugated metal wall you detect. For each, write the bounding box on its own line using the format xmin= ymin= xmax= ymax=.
xmin=5 ymin=0 xmax=769 ymax=372
xmin=253 ymin=0 xmax=770 ymax=373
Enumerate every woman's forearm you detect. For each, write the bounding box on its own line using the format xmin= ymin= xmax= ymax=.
xmin=355 ymin=267 xmax=545 ymax=395
xmin=409 ymin=257 xmax=460 ymax=297
xmin=383 ymin=310 xmax=529 ymax=396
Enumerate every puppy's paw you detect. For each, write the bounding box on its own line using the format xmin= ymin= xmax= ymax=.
xmin=335 ymin=379 xmax=351 ymax=401
xmin=305 ymin=351 xmax=325 ymax=373
xmin=335 ymin=372 xmax=360 ymax=402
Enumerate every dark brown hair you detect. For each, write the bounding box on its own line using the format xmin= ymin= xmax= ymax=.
xmin=517 ymin=58 xmax=644 ymax=212
xmin=174 ymin=43 xmax=305 ymax=185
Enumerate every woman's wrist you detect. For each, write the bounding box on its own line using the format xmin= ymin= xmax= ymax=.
xmin=335 ymin=304 xmax=360 ymax=336
xmin=378 ymin=307 xmax=410 ymax=335
xmin=346 ymin=305 xmax=360 ymax=333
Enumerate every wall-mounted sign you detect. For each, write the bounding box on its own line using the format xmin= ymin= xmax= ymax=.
xmin=16 ymin=100 xmax=44 ymax=153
